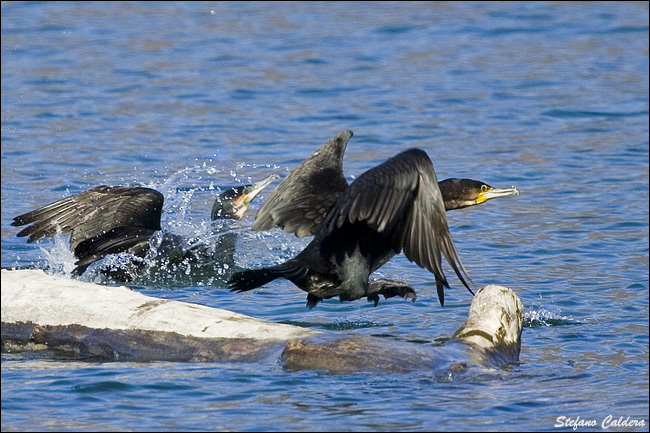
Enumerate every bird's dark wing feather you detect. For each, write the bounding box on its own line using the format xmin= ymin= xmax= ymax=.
xmin=398 ymin=151 xmax=472 ymax=301
xmin=320 ymin=148 xmax=422 ymax=236
xmin=72 ymin=226 xmax=157 ymax=275
xmin=12 ymin=186 xmax=164 ymax=250
xmin=252 ymin=130 xmax=352 ymax=237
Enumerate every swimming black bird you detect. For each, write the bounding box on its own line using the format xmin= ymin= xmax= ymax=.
xmin=230 ymin=148 xmax=516 ymax=308
xmin=252 ymin=130 xmax=518 ymax=238
xmin=12 ymin=174 xmax=278 ymax=277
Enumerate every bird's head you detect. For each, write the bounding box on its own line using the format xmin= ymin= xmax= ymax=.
xmin=438 ymin=178 xmax=519 ymax=211
xmin=211 ymin=174 xmax=279 ymax=220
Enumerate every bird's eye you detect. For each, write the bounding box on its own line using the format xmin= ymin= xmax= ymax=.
xmin=481 ymin=185 xmax=489 ymax=192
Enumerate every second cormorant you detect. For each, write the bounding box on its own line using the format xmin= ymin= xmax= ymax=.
xmin=13 ymin=174 xmax=278 ymax=278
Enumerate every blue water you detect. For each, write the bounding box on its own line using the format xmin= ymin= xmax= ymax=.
xmin=2 ymin=1 xmax=648 ymax=431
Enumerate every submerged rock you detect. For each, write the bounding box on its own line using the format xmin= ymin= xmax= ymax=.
xmin=1 ymin=269 xmax=318 ymax=362
xmin=2 ymin=270 xmax=523 ymax=372
xmin=280 ymin=285 xmax=523 ymax=373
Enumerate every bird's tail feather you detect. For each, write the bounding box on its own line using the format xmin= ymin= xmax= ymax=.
xmin=229 ymin=268 xmax=279 ymax=292
xmin=229 ymin=261 xmax=306 ymax=293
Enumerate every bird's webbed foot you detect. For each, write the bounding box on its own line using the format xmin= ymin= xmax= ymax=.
xmin=366 ymin=278 xmax=417 ymax=306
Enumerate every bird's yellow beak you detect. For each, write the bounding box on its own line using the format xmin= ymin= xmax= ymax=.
xmin=476 ymin=185 xmax=520 ymax=205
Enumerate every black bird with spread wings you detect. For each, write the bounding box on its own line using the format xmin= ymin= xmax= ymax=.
xmin=231 ymin=148 xmax=519 ymax=308
xmin=231 ymin=131 xmax=519 ymax=308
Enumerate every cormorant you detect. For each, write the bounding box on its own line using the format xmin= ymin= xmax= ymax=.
xmin=252 ymin=130 xmax=518 ymax=237
xmin=230 ymin=148 xmax=518 ymax=308
xmin=12 ymin=174 xmax=278 ymax=277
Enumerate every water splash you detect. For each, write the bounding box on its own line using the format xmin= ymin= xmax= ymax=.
xmin=38 ymin=233 xmax=76 ymax=277
xmin=524 ymin=308 xmax=579 ymax=327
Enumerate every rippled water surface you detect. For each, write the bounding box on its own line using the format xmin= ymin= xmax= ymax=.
xmin=2 ymin=2 xmax=648 ymax=431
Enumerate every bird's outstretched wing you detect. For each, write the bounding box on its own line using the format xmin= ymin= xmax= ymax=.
xmin=12 ymin=185 xmax=164 ymax=251
xmin=252 ymin=130 xmax=352 ymax=237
